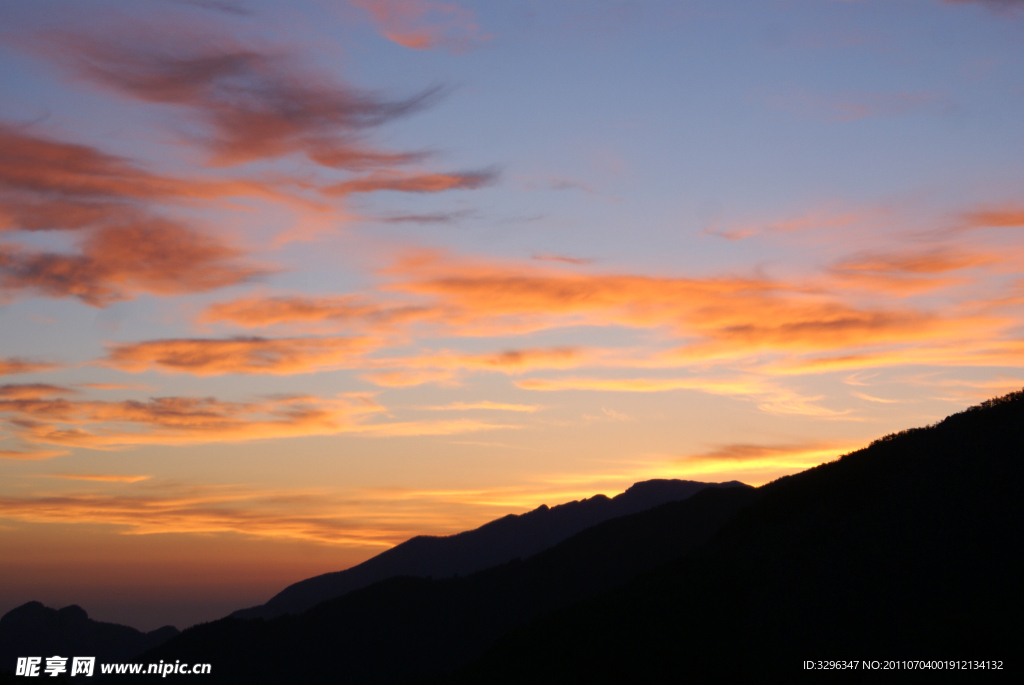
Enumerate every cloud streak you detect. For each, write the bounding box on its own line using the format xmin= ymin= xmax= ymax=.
xmin=392 ymin=254 xmax=983 ymax=358
xmin=0 ymin=125 xmax=292 ymax=233
xmin=0 ymin=357 xmax=59 ymax=376
xmin=0 ymin=388 xmax=507 ymax=451
xmin=1 ymin=218 xmax=266 ymax=306
xmin=102 ymin=336 xmax=376 ymax=375
xmin=323 ymin=169 xmax=498 ymax=196
xmin=200 ymin=294 xmax=437 ymax=331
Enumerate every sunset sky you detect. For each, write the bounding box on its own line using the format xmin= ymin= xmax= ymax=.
xmin=1 ymin=0 xmax=1022 ymax=631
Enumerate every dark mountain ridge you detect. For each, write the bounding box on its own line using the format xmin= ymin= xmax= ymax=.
xmin=134 ymin=484 xmax=759 ymax=683
xmin=0 ymin=602 xmax=177 ymax=674
xmin=449 ymin=390 xmax=1024 ymax=682
xmin=141 ymin=390 xmax=1024 ymax=683
xmin=233 ymin=478 xmax=746 ymax=619
xmin=1 ymin=478 xmax=745 ymax=679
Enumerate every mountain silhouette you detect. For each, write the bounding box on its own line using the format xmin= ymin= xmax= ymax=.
xmin=138 ymin=390 xmax=1023 ymax=683
xmin=448 ymin=390 xmax=1024 ymax=682
xmin=131 ymin=484 xmax=758 ymax=683
xmin=0 ymin=602 xmax=177 ymax=675
xmin=0 ymin=479 xmax=743 ymax=679
xmin=233 ymin=479 xmax=747 ymax=620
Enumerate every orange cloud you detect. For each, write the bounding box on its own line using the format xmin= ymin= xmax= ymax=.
xmin=766 ymin=338 xmax=1024 ymax=376
xmin=0 ymin=390 xmax=506 ymax=451
xmin=351 ymin=0 xmax=488 ymax=52
xmin=1 ymin=219 xmax=266 ymax=306
xmin=39 ymin=473 xmax=151 ymax=483
xmin=681 ymin=441 xmax=845 ymax=463
xmin=422 ymin=401 xmax=540 ymax=412
xmin=200 ymin=294 xmax=436 ymax=330
xmin=0 ymin=449 xmax=70 ymax=461
xmin=392 ymin=254 xmax=981 ymax=358
xmin=0 ymin=384 xmax=77 ymax=399
xmin=962 ymin=205 xmax=1024 ymax=228
xmin=0 ymin=125 xmax=298 ymax=233
xmin=0 ymin=357 xmax=59 ymax=376
xmin=531 ymin=253 xmax=594 ymax=265
xmin=102 ymin=336 xmax=376 ymax=375
xmin=832 ymin=247 xmax=998 ymax=275
xmin=668 ymin=441 xmax=861 ymax=480
xmin=322 ymin=169 xmax=497 ymax=196
xmin=817 ymin=239 xmax=1022 ymax=298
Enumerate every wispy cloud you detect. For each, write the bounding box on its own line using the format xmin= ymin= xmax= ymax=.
xmin=1 ymin=218 xmax=267 ymax=306
xmin=0 ymin=388 xmax=506 ymax=451
xmin=0 ymin=124 xmax=292 ymax=233
xmin=350 ymin=0 xmax=489 ymax=52
xmin=37 ymin=473 xmax=152 ymax=483
xmin=102 ymin=336 xmax=377 ymax=375
xmin=200 ymin=294 xmax=436 ymax=330
xmin=0 ymin=449 xmax=70 ymax=461
xmin=678 ymin=441 xmax=853 ymax=470
xmin=0 ymin=383 xmax=77 ymax=399
xmin=421 ymin=401 xmax=541 ymax=413
xmin=0 ymin=357 xmax=59 ymax=376
xmin=50 ymin=31 xmax=444 ymax=168
xmin=323 ymin=169 xmax=498 ymax=196
xmin=828 ymin=247 xmax=1000 ymax=294
xmin=166 ymin=0 xmax=254 ymax=17
xmin=961 ymin=204 xmax=1024 ymax=228
xmin=392 ymin=253 xmax=982 ymax=358
xmin=378 ymin=210 xmax=472 ymax=224
xmin=531 ymin=253 xmax=594 ymax=265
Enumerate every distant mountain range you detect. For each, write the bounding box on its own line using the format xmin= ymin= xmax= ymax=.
xmin=233 ymin=478 xmax=748 ymax=620
xmin=137 ymin=483 xmax=758 ymax=683
xmin=0 ymin=479 xmax=745 ymax=675
xmin=133 ymin=390 xmax=1022 ymax=682
xmin=0 ymin=603 xmax=177 ymax=675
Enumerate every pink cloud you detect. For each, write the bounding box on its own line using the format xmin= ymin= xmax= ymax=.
xmin=350 ymin=0 xmax=489 ymax=52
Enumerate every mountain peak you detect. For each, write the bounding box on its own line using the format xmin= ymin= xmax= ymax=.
xmin=231 ymin=478 xmax=750 ymax=620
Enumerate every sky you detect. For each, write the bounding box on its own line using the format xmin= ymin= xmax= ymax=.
xmin=1 ymin=0 xmax=1022 ymax=632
